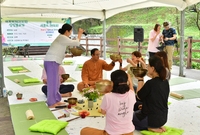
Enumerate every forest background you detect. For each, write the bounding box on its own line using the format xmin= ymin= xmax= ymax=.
xmin=73 ymin=4 xmax=200 ymax=69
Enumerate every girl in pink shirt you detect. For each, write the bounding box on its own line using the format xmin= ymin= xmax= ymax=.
xmin=81 ymin=70 xmax=136 ymax=135
xmin=147 ymin=24 xmax=163 ymax=58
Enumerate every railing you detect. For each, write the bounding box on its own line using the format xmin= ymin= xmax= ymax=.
xmin=81 ymin=36 xmax=199 ymax=69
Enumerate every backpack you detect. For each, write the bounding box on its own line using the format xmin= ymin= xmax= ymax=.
xmin=164 ymin=28 xmax=179 ymax=52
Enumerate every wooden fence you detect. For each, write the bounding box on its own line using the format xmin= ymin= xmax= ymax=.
xmin=81 ymin=36 xmax=200 ymax=69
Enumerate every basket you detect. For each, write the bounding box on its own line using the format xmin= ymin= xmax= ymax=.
xmin=110 ymin=54 xmax=121 ymax=61
xmin=130 ymin=67 xmax=147 ymax=78
xmin=70 ymin=48 xmax=83 ymax=56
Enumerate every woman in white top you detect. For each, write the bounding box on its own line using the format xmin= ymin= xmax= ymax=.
xmin=120 ymin=51 xmax=146 ymax=92
xmin=147 ymin=24 xmax=163 ymax=58
xmin=44 ymin=23 xmax=84 ymax=108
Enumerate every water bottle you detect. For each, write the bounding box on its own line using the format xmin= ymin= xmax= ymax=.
xmin=3 ymin=87 xmax=7 ymax=97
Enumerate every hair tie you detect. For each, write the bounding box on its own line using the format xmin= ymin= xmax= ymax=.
xmin=118 ymin=82 xmax=127 ymax=85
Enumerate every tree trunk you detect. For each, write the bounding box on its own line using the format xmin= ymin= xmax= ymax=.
xmin=175 ymin=8 xmax=180 ymax=36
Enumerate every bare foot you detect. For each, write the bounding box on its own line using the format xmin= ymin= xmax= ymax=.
xmin=148 ymin=128 xmax=164 ymax=133
xmin=56 ymin=102 xmax=66 ymax=106
xmin=160 ymin=126 xmax=166 ymax=132
xmin=48 ymin=103 xmax=57 ymax=108
xmin=61 ymin=92 xmax=72 ymax=97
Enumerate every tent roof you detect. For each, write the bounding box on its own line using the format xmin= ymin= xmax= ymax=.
xmin=1 ymin=0 xmax=200 ymax=23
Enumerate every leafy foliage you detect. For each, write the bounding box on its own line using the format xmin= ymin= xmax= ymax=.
xmin=73 ymin=6 xmax=200 ymax=69
xmin=82 ymin=88 xmax=100 ymax=101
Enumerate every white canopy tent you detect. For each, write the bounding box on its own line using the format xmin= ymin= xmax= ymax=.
xmin=0 ymin=0 xmax=200 ymax=96
xmin=0 ymin=0 xmax=197 ymax=23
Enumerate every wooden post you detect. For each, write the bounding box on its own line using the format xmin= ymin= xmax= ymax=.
xmin=85 ymin=37 xmax=89 ymax=56
xmin=117 ymin=36 xmax=121 ymax=55
xmin=100 ymin=37 xmax=103 ymax=57
xmin=186 ymin=36 xmax=192 ymax=69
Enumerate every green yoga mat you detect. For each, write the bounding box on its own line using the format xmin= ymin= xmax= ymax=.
xmin=8 ymin=66 xmax=30 ymax=73
xmin=10 ymin=101 xmax=68 ymax=135
xmin=197 ymin=106 xmax=200 ymax=108
xmin=170 ymin=89 xmax=200 ymax=100
xmin=5 ymin=74 xmax=43 ymax=87
xmin=65 ymin=77 xmax=77 ymax=82
xmin=62 ymin=60 xmax=75 ymax=65
xmin=169 ymin=77 xmax=196 ymax=86
xmin=39 ymin=65 xmax=44 ymax=68
xmin=75 ymin=64 xmax=83 ymax=71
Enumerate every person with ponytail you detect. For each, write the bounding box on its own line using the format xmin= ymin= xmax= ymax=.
xmin=155 ymin=51 xmax=171 ymax=80
xmin=44 ymin=23 xmax=84 ymax=108
xmin=132 ymin=55 xmax=170 ymax=133
xmin=81 ymin=70 xmax=136 ymax=135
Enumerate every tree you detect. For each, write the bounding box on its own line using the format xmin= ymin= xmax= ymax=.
xmin=190 ymin=4 xmax=200 ymax=30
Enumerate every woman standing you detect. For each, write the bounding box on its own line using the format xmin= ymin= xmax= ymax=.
xmin=147 ymin=24 xmax=163 ymax=58
xmin=133 ymin=55 xmax=169 ymax=133
xmin=44 ymin=23 xmax=83 ymax=107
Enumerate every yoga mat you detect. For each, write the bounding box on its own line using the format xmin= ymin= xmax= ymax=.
xmin=75 ymin=64 xmax=83 ymax=71
xmin=141 ymin=126 xmax=184 ymax=135
xmin=39 ymin=64 xmax=44 ymax=68
xmin=197 ymin=106 xmax=200 ymax=108
xmin=8 ymin=66 xmax=30 ymax=73
xmin=170 ymin=89 xmax=200 ymax=100
xmin=5 ymin=74 xmax=42 ymax=87
xmin=10 ymin=101 xmax=68 ymax=135
xmin=64 ymin=77 xmax=77 ymax=82
xmin=62 ymin=60 xmax=75 ymax=65
xmin=72 ymin=99 xmax=103 ymax=117
xmin=168 ymin=102 xmax=171 ymax=105
xmin=169 ymin=77 xmax=196 ymax=86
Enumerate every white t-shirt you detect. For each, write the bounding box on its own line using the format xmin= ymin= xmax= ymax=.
xmin=126 ymin=64 xmax=138 ymax=87
xmin=44 ymin=34 xmax=79 ymax=64
xmin=101 ymin=90 xmax=136 ymax=135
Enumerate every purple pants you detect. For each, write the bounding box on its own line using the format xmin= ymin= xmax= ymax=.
xmin=44 ymin=61 xmax=61 ymax=106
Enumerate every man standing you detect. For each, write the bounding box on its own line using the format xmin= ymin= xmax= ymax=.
xmin=162 ymin=22 xmax=177 ymax=70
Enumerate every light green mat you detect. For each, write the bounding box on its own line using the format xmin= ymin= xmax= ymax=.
xmin=64 ymin=77 xmax=77 ymax=82
xmin=75 ymin=64 xmax=83 ymax=71
xmin=62 ymin=60 xmax=75 ymax=65
xmin=8 ymin=66 xmax=30 ymax=73
xmin=39 ymin=65 xmax=44 ymax=68
xmin=169 ymin=77 xmax=196 ymax=86
xmin=5 ymin=74 xmax=43 ymax=87
xmin=141 ymin=126 xmax=184 ymax=135
xmin=197 ymin=106 xmax=200 ymax=108
xmin=168 ymin=102 xmax=171 ymax=105
xmin=10 ymin=101 xmax=68 ymax=135
xmin=170 ymin=89 xmax=200 ymax=100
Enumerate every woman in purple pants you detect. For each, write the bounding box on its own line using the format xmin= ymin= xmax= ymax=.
xmin=44 ymin=23 xmax=83 ymax=108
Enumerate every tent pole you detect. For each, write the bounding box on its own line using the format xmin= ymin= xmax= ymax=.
xmin=0 ymin=2 xmax=5 ymax=97
xmin=102 ymin=9 xmax=106 ymax=60
xmin=179 ymin=9 xmax=185 ymax=77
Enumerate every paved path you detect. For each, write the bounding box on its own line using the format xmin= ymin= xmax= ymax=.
xmin=0 ymin=97 xmax=14 ymax=135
